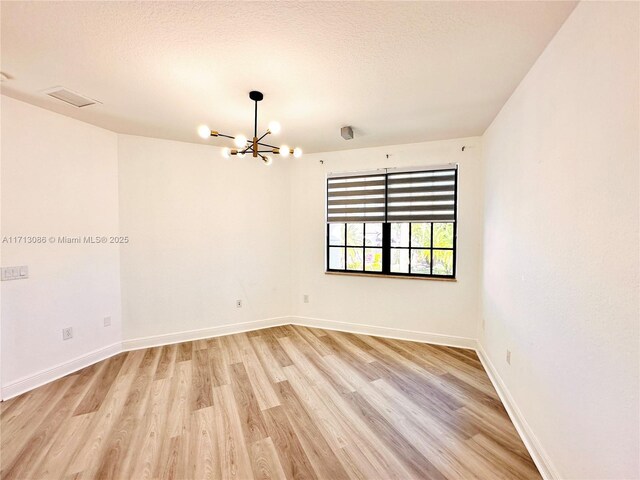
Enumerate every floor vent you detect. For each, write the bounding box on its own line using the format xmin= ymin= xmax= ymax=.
xmin=44 ymin=87 xmax=100 ymax=108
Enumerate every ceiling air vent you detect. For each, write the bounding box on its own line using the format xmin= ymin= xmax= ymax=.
xmin=43 ymin=87 xmax=100 ymax=108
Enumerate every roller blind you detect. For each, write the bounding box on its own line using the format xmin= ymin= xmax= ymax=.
xmin=326 ymin=166 xmax=457 ymax=224
xmin=386 ymin=168 xmax=456 ymax=222
xmin=326 ymin=174 xmax=386 ymax=223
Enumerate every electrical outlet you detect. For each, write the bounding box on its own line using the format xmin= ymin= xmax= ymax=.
xmin=506 ymin=350 xmax=511 ymax=365
xmin=103 ymin=316 xmax=111 ymax=327
xmin=303 ymin=294 xmax=309 ymax=303
xmin=62 ymin=327 xmax=73 ymax=340
xmin=236 ymin=299 xmax=242 ymax=308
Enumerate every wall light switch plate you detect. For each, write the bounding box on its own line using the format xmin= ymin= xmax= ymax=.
xmin=236 ymin=299 xmax=242 ymax=308
xmin=1 ymin=266 xmax=28 ymax=281
xmin=103 ymin=316 xmax=111 ymax=327
xmin=303 ymin=294 xmax=309 ymax=303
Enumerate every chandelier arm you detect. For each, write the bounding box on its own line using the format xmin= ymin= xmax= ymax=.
xmin=216 ymin=133 xmax=235 ymax=140
xmin=256 ymin=141 xmax=278 ymax=149
xmin=215 ymin=132 xmax=253 ymax=149
xmin=256 ymin=131 xmax=270 ymax=143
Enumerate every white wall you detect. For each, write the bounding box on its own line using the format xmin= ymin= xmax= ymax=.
xmin=117 ymin=135 xmax=292 ymax=343
xmin=1 ymin=96 xmax=122 ymax=392
xmin=481 ymin=2 xmax=639 ymax=479
xmin=290 ymin=137 xmax=483 ymax=343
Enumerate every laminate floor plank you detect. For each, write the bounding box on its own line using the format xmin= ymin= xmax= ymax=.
xmin=129 ymin=378 xmax=172 ymax=480
xmin=208 ymin=336 xmax=231 ymax=386
xmin=212 ymin=384 xmax=255 ymax=480
xmin=2 ymin=363 xmax=101 ymax=479
xmin=0 ymin=325 xmax=541 ymax=479
xmin=176 ymin=341 xmax=193 ymax=362
xmin=155 ymin=344 xmax=178 ymax=380
xmin=249 ymin=437 xmax=287 ymax=480
xmin=1 ymin=375 xmax=78 ymax=478
xmin=250 ymin=335 xmax=287 ymax=383
xmin=229 ymin=363 xmax=269 ymax=444
xmin=1 ymin=376 xmax=77 ymax=460
xmin=261 ymin=329 xmax=294 ymax=368
xmin=262 ymin=405 xmax=318 ymax=480
xmin=189 ymin=406 xmax=220 ymax=480
xmin=64 ymin=371 xmax=138 ymax=476
xmin=273 ymin=380 xmax=351 ymax=480
xmin=90 ymin=361 xmax=157 ymax=480
xmin=31 ymin=412 xmax=94 ymax=480
xmin=192 ymin=349 xmax=214 ymax=411
xmin=235 ymin=333 xmax=280 ymax=411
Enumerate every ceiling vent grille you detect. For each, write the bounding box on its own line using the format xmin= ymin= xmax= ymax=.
xmin=44 ymin=87 xmax=100 ymax=108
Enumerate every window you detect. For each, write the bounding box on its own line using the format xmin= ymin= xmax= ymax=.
xmin=326 ymin=166 xmax=457 ymax=279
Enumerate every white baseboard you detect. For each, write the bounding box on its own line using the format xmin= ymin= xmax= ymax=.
xmin=1 ymin=317 xmax=291 ymax=402
xmin=122 ymin=316 xmax=291 ymax=351
xmin=476 ymin=344 xmax=559 ymax=480
xmin=291 ymin=315 xmax=477 ymax=349
xmin=1 ymin=342 xmax=122 ymax=401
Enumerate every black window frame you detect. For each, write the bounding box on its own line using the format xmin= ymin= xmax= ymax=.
xmin=325 ymin=167 xmax=457 ymax=279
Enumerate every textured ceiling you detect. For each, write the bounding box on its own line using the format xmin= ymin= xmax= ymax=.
xmin=0 ymin=1 xmax=576 ymax=153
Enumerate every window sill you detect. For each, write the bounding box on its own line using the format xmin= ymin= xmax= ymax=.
xmin=324 ymin=271 xmax=457 ymax=282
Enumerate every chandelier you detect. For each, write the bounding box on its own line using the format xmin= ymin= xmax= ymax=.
xmin=197 ymin=90 xmax=302 ymax=165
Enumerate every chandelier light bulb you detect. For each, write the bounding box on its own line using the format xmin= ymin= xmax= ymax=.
xmin=293 ymin=147 xmax=302 ymax=158
xmin=268 ymin=121 xmax=281 ymax=135
xmin=222 ymin=147 xmax=231 ymax=159
xmin=279 ymin=145 xmax=290 ymax=157
xmin=264 ymin=156 xmax=273 ymax=166
xmin=234 ymin=135 xmax=247 ymax=148
xmin=197 ymin=125 xmax=211 ymax=139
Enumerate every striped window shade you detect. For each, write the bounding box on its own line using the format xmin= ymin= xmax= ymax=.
xmin=326 ymin=173 xmax=386 ymax=223
xmin=386 ymin=168 xmax=457 ymax=223
xmin=326 ymin=166 xmax=457 ymax=223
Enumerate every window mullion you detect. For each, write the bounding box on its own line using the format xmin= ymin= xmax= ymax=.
xmin=430 ymin=222 xmax=434 ymax=275
xmin=382 ymin=222 xmax=391 ymax=274
xmin=382 ymin=173 xmax=390 ymax=275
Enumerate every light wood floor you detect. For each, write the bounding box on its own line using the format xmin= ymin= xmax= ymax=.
xmin=1 ymin=325 xmax=540 ymax=479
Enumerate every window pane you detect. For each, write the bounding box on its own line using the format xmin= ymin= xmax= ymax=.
xmin=365 ymin=223 xmax=383 ymax=246
xmin=329 ymin=247 xmax=345 ymax=270
xmin=391 ymin=223 xmax=409 ymax=247
xmin=347 ymin=247 xmax=364 ymax=270
xmin=346 ymin=224 xmax=364 ymax=246
xmin=329 ymin=223 xmax=345 ymax=246
xmin=365 ymin=248 xmax=383 ymax=272
xmin=390 ymin=248 xmax=409 ymax=273
xmin=410 ymin=249 xmax=431 ymax=274
xmin=411 ymin=223 xmax=431 ymax=248
xmin=432 ymin=249 xmax=454 ymax=275
xmin=433 ymin=223 xmax=454 ymax=248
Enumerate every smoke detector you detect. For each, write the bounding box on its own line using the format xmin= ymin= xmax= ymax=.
xmin=43 ymin=86 xmax=101 ymax=108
